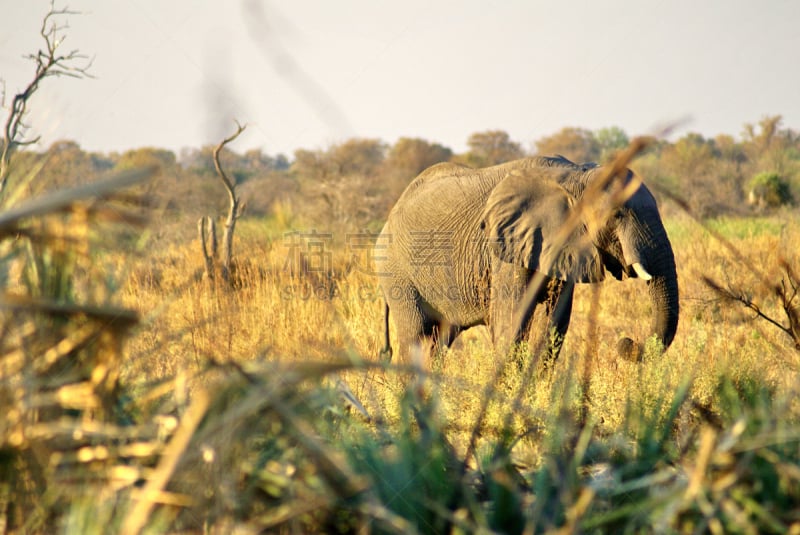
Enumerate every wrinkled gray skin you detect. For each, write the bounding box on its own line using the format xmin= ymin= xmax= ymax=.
xmin=375 ymin=156 xmax=679 ymax=365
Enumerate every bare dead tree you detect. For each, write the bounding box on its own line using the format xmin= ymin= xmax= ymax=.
xmin=0 ymin=2 xmax=93 ymax=194
xmin=198 ymin=121 xmax=246 ymax=283
xmin=215 ymin=121 xmax=246 ymax=281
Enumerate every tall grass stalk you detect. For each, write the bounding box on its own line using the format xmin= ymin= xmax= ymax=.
xmin=1 ymin=160 xmax=799 ymax=533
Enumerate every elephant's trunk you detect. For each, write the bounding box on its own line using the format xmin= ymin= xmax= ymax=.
xmin=646 ymin=244 xmax=679 ymax=350
xmin=618 ymin=205 xmax=680 ymax=356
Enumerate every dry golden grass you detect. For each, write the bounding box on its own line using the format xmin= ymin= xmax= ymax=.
xmin=3 ymin=166 xmax=798 ymax=532
xmin=119 ymin=209 xmax=800 ymax=460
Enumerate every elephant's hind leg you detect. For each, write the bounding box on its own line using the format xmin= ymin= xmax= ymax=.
xmin=384 ymin=286 xmax=436 ymax=369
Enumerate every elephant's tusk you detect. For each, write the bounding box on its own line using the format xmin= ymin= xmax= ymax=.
xmin=631 ymin=262 xmax=653 ymax=281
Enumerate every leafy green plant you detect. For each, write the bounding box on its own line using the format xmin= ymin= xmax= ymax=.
xmin=748 ymin=171 xmax=793 ymax=208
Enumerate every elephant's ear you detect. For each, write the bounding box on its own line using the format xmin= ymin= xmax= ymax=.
xmin=482 ymin=169 xmax=605 ymax=282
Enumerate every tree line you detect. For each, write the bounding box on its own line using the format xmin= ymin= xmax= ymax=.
xmin=7 ymin=115 xmax=798 ymax=237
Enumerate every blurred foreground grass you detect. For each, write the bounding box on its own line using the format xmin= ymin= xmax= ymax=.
xmin=1 ymin=167 xmax=799 ymax=533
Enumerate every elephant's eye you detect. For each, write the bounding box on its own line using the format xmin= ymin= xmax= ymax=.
xmin=614 ymin=208 xmax=632 ymax=221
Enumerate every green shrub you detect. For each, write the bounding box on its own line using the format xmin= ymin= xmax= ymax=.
xmin=747 ymin=171 xmax=793 ymax=208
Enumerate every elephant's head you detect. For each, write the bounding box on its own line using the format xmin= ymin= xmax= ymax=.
xmin=482 ymin=161 xmax=679 ymax=353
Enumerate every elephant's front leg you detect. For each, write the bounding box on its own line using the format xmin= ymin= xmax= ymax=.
xmin=519 ymin=277 xmax=570 ymax=367
xmin=488 ymin=262 xmax=533 ymax=357
xmin=541 ymin=279 xmax=573 ymax=365
xmin=489 ymin=262 xmax=571 ymax=367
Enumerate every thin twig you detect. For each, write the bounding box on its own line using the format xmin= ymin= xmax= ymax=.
xmin=703 ymin=278 xmax=788 ymax=334
xmin=212 ymin=120 xmax=245 ymax=202
xmin=703 ymin=265 xmax=800 ymax=350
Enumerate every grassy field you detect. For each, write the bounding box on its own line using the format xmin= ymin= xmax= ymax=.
xmin=2 ymin=171 xmax=799 ymax=533
xmin=122 ymin=208 xmax=800 ymax=428
xmin=3 ymin=7 xmax=798 ymax=529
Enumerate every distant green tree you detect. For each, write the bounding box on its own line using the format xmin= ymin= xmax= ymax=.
xmin=742 ymin=115 xmax=784 ymax=154
xmin=534 ymin=127 xmax=599 ymax=163
xmin=741 ymin=115 xmax=800 ymax=181
xmin=384 ymin=137 xmax=452 ymax=178
xmin=593 ymin=126 xmax=630 ymax=162
xmin=290 ymin=148 xmax=331 ymax=182
xmin=713 ymin=134 xmax=747 ymax=164
xmin=457 ymin=130 xmax=524 ymax=168
xmin=654 ymin=132 xmax=749 ymax=216
xmin=273 ymin=154 xmax=290 ymax=171
xmin=327 ymin=138 xmax=386 ymax=177
xmin=180 ymin=145 xmax=218 ymax=176
xmin=242 ymin=148 xmax=272 ymax=172
xmin=663 ymin=133 xmax=716 ymax=176
xmin=289 ymin=138 xmax=387 ymax=228
xmin=379 ymin=137 xmax=453 ymax=203
xmin=114 ymin=147 xmax=177 ymax=172
xmin=179 ymin=145 xmax=255 ymax=182
xmin=37 ymin=140 xmax=107 ymax=189
xmin=239 ymin=148 xmax=289 ymax=172
xmin=291 ymin=138 xmax=386 ymax=182
xmin=747 ymin=171 xmax=793 ymax=208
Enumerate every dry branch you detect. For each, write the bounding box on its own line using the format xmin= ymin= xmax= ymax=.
xmin=703 ymin=259 xmax=800 ymax=350
xmin=0 ymin=1 xmax=93 ymax=194
xmin=215 ymin=121 xmax=245 ymax=281
xmin=199 ymin=121 xmax=246 ymax=283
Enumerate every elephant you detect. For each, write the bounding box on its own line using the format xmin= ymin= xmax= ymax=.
xmin=374 ymin=155 xmax=679 ymax=366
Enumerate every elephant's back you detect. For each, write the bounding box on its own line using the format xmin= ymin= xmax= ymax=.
xmin=389 ymin=163 xmax=502 ymax=223
xmin=390 ymin=157 xmax=580 ymax=210
xmin=378 ymin=163 xmax=507 ymax=325
xmin=383 ymin=157 xmax=581 ymax=243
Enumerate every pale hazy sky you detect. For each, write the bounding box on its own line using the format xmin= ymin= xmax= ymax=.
xmin=1 ymin=1 xmax=798 ymax=157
